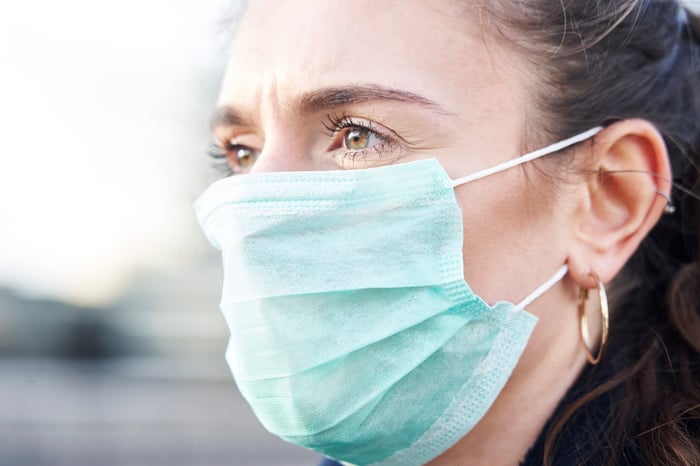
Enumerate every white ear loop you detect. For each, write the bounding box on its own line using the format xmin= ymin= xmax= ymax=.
xmin=449 ymin=127 xmax=604 ymax=187
xmin=513 ymin=265 xmax=569 ymax=313
xmin=445 ymin=128 xmax=602 ymax=313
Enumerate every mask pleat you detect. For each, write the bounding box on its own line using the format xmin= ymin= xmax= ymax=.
xmin=223 ymin=281 xmax=484 ymax=380
xmin=192 ymin=152 xmax=574 ymax=466
xmin=238 ymin=295 xmax=490 ymax=437
xmin=215 ymin=199 xmax=464 ymax=302
xmin=280 ymin=304 xmax=537 ymax=466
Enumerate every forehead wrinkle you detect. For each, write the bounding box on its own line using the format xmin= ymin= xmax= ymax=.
xmin=295 ymin=84 xmax=452 ymax=116
xmin=212 ymin=75 xmax=280 ymax=130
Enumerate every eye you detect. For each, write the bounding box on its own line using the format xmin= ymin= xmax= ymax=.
xmin=207 ymin=139 xmax=260 ymax=176
xmin=226 ymin=143 xmax=260 ymax=174
xmin=323 ymin=112 xmax=398 ymax=168
xmin=344 ymin=127 xmax=375 ymax=151
xmin=233 ymin=145 xmax=257 ymax=169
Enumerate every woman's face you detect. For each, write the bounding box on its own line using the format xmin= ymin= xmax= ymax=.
xmin=214 ymin=0 xmax=577 ymax=309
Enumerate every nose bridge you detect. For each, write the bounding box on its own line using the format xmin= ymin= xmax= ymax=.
xmin=250 ymin=130 xmax=313 ymax=173
xmin=249 ymin=81 xmax=315 ymax=174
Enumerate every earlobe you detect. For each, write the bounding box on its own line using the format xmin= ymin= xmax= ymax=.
xmin=567 ymin=119 xmax=672 ymax=287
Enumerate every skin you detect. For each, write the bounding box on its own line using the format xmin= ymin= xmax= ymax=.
xmin=212 ymin=0 xmax=672 ymax=464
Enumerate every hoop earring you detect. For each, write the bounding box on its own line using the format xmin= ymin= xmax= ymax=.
xmin=578 ymin=272 xmax=609 ymax=365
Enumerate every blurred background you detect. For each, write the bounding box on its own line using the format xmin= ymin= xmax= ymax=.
xmin=0 ymin=1 xmax=319 ymax=465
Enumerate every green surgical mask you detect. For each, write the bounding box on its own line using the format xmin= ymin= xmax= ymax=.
xmin=195 ymin=128 xmax=601 ymax=466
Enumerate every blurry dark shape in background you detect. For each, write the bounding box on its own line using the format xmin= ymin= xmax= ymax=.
xmin=0 ymin=262 xmax=319 ymax=466
xmin=0 ymin=0 xmax=320 ymax=463
xmin=0 ymin=289 xmax=125 ymax=359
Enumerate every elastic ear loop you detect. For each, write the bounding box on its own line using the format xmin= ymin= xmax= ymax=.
xmin=445 ymin=127 xmax=602 ymax=314
xmin=513 ymin=265 xmax=569 ymax=313
xmin=449 ymin=127 xmax=604 ymax=188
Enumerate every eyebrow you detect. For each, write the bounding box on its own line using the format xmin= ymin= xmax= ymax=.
xmin=297 ymin=84 xmax=447 ymax=114
xmin=210 ymin=84 xmax=448 ymax=129
xmin=210 ymin=105 xmax=249 ymax=130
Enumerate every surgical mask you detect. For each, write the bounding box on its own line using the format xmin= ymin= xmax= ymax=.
xmin=195 ymin=127 xmax=602 ymax=466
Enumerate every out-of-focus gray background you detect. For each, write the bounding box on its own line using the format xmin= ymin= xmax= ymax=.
xmin=0 ymin=1 xmax=319 ymax=465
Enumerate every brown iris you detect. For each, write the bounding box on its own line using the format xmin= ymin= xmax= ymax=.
xmin=236 ymin=147 xmax=256 ymax=168
xmin=344 ymin=127 xmax=371 ymax=151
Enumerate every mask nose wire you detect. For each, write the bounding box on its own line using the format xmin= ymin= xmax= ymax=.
xmin=448 ymin=127 xmax=604 ymax=188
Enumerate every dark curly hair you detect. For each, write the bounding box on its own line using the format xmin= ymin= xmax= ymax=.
xmin=481 ymin=1 xmax=700 ymax=464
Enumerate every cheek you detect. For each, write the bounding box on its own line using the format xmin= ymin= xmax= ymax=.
xmin=456 ymin=169 xmax=565 ymax=304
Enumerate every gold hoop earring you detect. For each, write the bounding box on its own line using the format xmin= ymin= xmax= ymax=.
xmin=578 ymin=272 xmax=609 ymax=365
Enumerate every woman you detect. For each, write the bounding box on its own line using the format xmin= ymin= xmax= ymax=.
xmin=195 ymin=0 xmax=700 ymax=465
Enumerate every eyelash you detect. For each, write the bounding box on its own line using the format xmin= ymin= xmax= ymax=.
xmin=206 ymin=112 xmax=397 ymax=176
xmin=207 ymin=140 xmax=257 ymax=177
xmin=322 ymin=111 xmax=396 ymax=161
xmin=206 ymin=141 xmax=233 ymax=176
xmin=206 ymin=141 xmax=226 ymax=160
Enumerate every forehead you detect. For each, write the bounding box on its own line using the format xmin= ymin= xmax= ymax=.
xmin=220 ymin=0 xmax=520 ymax=116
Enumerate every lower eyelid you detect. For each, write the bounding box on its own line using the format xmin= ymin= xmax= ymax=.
xmin=338 ymin=140 xmax=398 ymax=162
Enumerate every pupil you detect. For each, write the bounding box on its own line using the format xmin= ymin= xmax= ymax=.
xmin=237 ymin=148 xmax=254 ymax=167
xmin=345 ymin=128 xmax=369 ymax=150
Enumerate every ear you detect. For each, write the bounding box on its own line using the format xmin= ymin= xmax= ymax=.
xmin=567 ymin=119 xmax=673 ymax=289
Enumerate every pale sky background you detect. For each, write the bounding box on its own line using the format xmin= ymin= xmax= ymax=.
xmin=0 ymin=0 xmax=238 ymax=306
xmin=1 ymin=0 xmax=698 ymax=307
